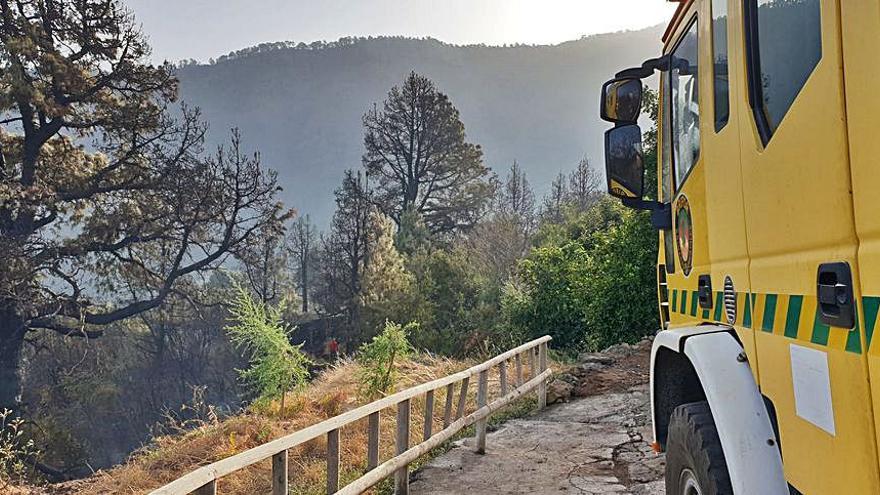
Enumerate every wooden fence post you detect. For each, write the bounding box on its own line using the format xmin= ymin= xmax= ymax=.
xmin=423 ymin=390 xmax=435 ymax=441
xmin=367 ymin=411 xmax=380 ymax=471
xmin=272 ymin=450 xmax=288 ymax=495
xmin=455 ymin=377 xmax=469 ymax=420
xmin=500 ymin=360 xmax=509 ymax=396
xmin=528 ymin=347 xmax=536 ymax=380
xmin=443 ymin=383 xmax=455 ymax=428
xmin=475 ymin=370 xmax=489 ymax=454
xmin=327 ymin=429 xmax=339 ymax=494
xmin=194 ymin=480 xmax=216 ymax=495
xmin=537 ymin=343 xmax=548 ymax=410
xmin=395 ymin=399 xmax=411 ymax=495
xmin=515 ymin=353 xmax=523 ymax=387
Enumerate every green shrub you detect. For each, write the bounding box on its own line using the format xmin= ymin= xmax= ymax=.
xmin=0 ymin=409 xmax=38 ymax=488
xmin=505 ymin=202 xmax=658 ymax=352
xmin=357 ymin=320 xmax=415 ymax=398
xmin=226 ymin=288 xmax=311 ymax=414
xmin=504 ymin=242 xmax=592 ymax=349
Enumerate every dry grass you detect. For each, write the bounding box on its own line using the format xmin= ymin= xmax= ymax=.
xmin=57 ymin=353 xmax=540 ymax=495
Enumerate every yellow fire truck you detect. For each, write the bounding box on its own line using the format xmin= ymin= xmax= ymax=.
xmin=601 ymin=0 xmax=880 ymax=493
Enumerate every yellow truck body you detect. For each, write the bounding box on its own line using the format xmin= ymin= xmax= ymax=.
xmin=604 ymin=0 xmax=880 ymax=493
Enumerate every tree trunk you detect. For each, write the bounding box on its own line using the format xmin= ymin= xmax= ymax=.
xmin=0 ymin=304 xmax=26 ymax=411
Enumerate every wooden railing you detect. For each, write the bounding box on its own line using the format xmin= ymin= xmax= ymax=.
xmin=151 ymin=336 xmax=552 ymax=495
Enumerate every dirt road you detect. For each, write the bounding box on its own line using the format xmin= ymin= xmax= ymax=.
xmin=410 ymin=339 xmax=665 ymax=494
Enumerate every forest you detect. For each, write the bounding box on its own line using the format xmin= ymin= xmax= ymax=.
xmin=0 ymin=0 xmax=659 ymax=487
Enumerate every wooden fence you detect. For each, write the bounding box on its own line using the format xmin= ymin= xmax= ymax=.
xmin=150 ymin=336 xmax=552 ymax=495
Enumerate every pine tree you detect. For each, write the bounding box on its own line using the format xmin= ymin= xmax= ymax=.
xmin=541 ymin=172 xmax=569 ymax=223
xmin=362 ymin=72 xmax=493 ymax=234
xmin=226 ymin=288 xmax=310 ymax=415
xmin=289 ymin=215 xmax=317 ymax=313
xmin=317 ymin=171 xmax=372 ymax=327
xmin=567 ymin=157 xmax=602 ymax=211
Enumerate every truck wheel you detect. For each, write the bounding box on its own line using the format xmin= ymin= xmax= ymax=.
xmin=665 ymin=401 xmax=733 ymax=495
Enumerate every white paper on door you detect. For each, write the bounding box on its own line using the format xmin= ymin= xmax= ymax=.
xmin=790 ymin=343 xmax=835 ymax=435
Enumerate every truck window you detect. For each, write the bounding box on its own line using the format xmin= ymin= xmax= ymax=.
xmin=712 ymin=0 xmax=729 ymax=131
xmin=744 ymin=0 xmax=821 ymax=142
xmin=661 ymin=67 xmax=675 ymax=273
xmin=661 ymin=72 xmax=673 ymax=202
xmin=671 ymin=19 xmax=700 ymax=188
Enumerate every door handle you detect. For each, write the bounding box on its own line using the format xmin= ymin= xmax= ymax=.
xmin=817 ymin=262 xmax=855 ymax=329
xmin=698 ymin=274 xmax=712 ymax=309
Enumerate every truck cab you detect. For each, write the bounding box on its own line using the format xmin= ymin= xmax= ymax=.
xmin=601 ymin=0 xmax=880 ymax=493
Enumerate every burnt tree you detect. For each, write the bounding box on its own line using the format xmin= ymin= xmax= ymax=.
xmin=362 ymin=72 xmax=493 ymax=234
xmin=0 ymin=0 xmax=286 ymax=409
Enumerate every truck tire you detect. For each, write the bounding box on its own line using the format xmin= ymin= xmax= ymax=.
xmin=665 ymin=401 xmax=733 ymax=495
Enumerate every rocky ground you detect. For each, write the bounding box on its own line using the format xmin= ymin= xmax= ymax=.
xmin=410 ymin=337 xmax=664 ymax=495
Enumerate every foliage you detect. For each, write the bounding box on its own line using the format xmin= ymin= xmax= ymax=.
xmin=504 ymin=242 xmax=592 ymax=349
xmin=361 ymin=213 xmax=414 ymax=306
xmin=579 ymin=209 xmax=658 ymax=350
xmin=153 ymin=386 xmax=221 ymax=437
xmin=566 ymin=157 xmax=603 ymax=210
xmin=532 ymin=197 xmax=625 ymax=249
xmin=395 ymin=208 xmax=432 ymax=256
xmin=238 ymin=220 xmax=294 ymax=305
xmin=496 ymin=161 xmax=536 ymax=228
xmin=506 ymin=89 xmax=660 ymax=352
xmin=506 ymin=199 xmax=658 ymax=351
xmin=405 ymin=248 xmax=480 ymax=354
xmin=19 ymin=283 xmax=245 ymax=476
xmin=316 ymin=170 xmax=373 ymax=322
xmin=288 ymin=215 xmax=319 ymax=313
xmin=357 ymin=321 xmax=414 ymax=397
xmin=226 ymin=289 xmax=310 ymax=409
xmin=541 ymin=172 xmax=569 ymax=223
xmin=0 ymin=0 xmax=287 ymax=409
xmin=0 ymin=409 xmax=38 ymax=488
xmin=363 ymin=71 xmax=494 ymax=234
xmin=360 ymin=213 xmax=417 ymax=338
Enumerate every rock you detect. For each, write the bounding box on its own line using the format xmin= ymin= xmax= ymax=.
xmin=555 ymin=372 xmax=580 ymax=385
xmin=571 ymin=362 xmax=606 ymax=378
xmin=573 ymin=384 xmax=590 ymax=398
xmin=600 ymin=343 xmax=628 ymax=356
xmin=576 ymin=352 xmax=616 ymax=366
xmin=629 ymin=463 xmax=660 ymax=484
xmin=546 ymin=378 xmax=574 ymax=404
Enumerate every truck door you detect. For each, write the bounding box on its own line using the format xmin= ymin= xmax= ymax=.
xmin=738 ymin=0 xmax=879 ymax=492
xmin=840 ymin=0 xmax=880 ymax=483
xmin=662 ymin=0 xmax=757 ymax=375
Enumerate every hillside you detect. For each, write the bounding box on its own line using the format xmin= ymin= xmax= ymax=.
xmin=175 ymin=27 xmax=665 ymax=224
xmin=43 ymin=340 xmax=655 ymax=495
xmin=49 ymin=355 xmax=484 ymax=494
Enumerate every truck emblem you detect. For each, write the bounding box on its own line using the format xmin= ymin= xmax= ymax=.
xmin=675 ymin=195 xmax=693 ymax=276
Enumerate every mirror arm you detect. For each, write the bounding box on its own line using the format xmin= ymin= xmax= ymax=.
xmin=621 ymin=198 xmax=672 ymax=231
xmin=615 ymin=54 xmax=671 ymax=80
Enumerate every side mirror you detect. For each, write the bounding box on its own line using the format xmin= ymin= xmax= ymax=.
xmin=604 ymin=124 xmax=644 ymax=200
xmin=600 ymin=78 xmax=642 ymax=124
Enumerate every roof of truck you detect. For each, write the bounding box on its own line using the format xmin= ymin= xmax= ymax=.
xmin=663 ymin=0 xmax=692 ymax=45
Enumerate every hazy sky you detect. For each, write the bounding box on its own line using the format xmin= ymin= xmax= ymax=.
xmin=125 ymin=0 xmax=678 ymax=63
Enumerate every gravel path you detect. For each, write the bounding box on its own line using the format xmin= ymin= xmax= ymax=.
xmin=410 ymin=340 xmax=665 ymax=495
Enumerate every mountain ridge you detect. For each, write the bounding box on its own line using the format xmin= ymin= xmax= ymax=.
xmin=175 ymin=25 xmax=665 ymax=224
